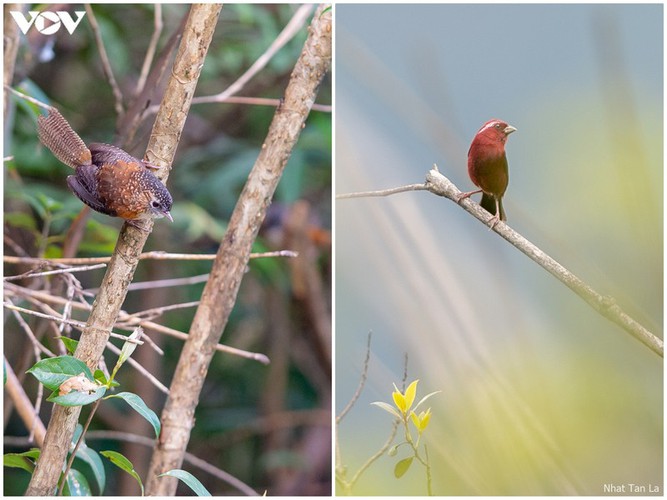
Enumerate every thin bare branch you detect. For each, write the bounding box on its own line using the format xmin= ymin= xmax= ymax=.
xmin=136 ymin=4 xmax=163 ymax=95
xmin=4 ymin=358 xmax=47 ymax=447
xmin=120 ymin=300 xmax=200 ymax=323
xmin=85 ymin=5 xmax=124 ymax=115
xmin=5 ymin=85 xmax=51 ymax=111
xmin=336 ymin=183 xmax=428 ymax=199
xmin=3 ymin=302 xmax=143 ymax=344
xmin=188 ymin=4 xmax=315 ymax=108
xmin=5 ymin=282 xmax=265 ymax=363
xmin=4 ymin=249 xmax=297 ymax=266
xmin=336 ymin=331 xmax=372 ymax=424
xmin=4 ymin=263 xmax=107 ymax=281
xmin=6 ymin=299 xmax=57 ymax=358
xmin=213 ymin=95 xmax=331 ymax=113
xmin=122 ymin=274 xmax=209 ymax=292
xmin=105 ymin=341 xmax=169 ymax=394
xmin=138 ymin=320 xmax=270 ymax=365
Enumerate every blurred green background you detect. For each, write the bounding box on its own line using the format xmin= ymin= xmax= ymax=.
xmin=4 ymin=4 xmax=331 ymax=496
xmin=335 ymin=4 xmax=661 ymax=495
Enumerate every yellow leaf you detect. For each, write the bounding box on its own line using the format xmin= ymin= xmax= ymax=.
xmin=419 ymin=408 xmax=432 ymax=432
xmin=404 ymin=380 xmax=419 ymax=411
xmin=392 ymin=389 xmax=406 ymax=414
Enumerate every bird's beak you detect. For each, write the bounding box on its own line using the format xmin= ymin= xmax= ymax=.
xmin=504 ymin=125 xmax=517 ymax=135
xmin=164 ymin=211 xmax=173 ymax=222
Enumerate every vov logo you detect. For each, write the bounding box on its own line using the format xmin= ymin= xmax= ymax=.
xmin=10 ymin=10 xmax=86 ymax=35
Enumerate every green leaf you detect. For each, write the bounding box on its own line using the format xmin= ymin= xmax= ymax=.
xmin=54 ymin=336 xmax=79 ymax=354
xmin=71 ymin=435 xmax=106 ymax=494
xmin=159 ymin=469 xmax=211 ymax=496
xmin=100 ymin=450 xmax=144 ymax=496
xmin=388 ymin=445 xmax=398 ymax=457
xmin=64 ymin=468 xmax=92 ymax=496
xmin=93 ymin=369 xmax=108 ymax=385
xmin=394 ymin=457 xmax=413 ymax=478
xmin=27 ymin=356 xmax=92 ymax=391
xmin=370 ymin=401 xmax=401 ymax=419
xmin=48 ymin=386 xmax=106 ymax=406
xmin=3 ymin=449 xmax=40 ymax=473
xmin=110 ymin=328 xmax=142 ymax=381
xmin=106 ymin=392 xmax=160 ymax=438
xmin=118 ymin=328 xmax=142 ymax=364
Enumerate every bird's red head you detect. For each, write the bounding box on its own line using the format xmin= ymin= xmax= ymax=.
xmin=472 ymin=119 xmax=517 ymax=149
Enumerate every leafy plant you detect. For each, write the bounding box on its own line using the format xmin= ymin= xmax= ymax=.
xmin=372 ymin=379 xmax=439 ymax=493
xmin=4 ymin=329 xmax=168 ymax=495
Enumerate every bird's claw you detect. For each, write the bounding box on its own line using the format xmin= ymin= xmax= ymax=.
xmin=456 ymin=189 xmax=481 ymax=204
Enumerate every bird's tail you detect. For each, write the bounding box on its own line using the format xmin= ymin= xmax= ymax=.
xmin=480 ymin=193 xmax=506 ymax=221
xmin=37 ymin=108 xmax=92 ymax=169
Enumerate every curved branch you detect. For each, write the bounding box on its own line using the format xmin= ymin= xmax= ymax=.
xmin=339 ymin=165 xmax=663 ymax=358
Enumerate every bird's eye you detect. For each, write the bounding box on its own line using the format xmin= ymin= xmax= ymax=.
xmin=151 ymin=200 xmax=160 ymax=208
xmin=494 ymin=123 xmax=501 ymax=129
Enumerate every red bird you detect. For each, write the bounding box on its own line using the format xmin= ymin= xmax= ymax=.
xmin=458 ymin=119 xmax=516 ymax=227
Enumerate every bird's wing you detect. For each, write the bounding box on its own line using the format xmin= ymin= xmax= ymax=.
xmin=67 ymin=166 xmax=115 ymax=216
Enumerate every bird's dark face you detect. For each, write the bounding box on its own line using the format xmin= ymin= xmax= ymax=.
xmin=147 ymin=190 xmax=173 ymax=221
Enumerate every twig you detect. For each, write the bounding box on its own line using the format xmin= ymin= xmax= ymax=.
xmin=211 ymin=408 xmax=330 ymax=446
xmin=188 ymin=4 xmax=316 ymax=109
xmin=136 ymin=4 xmax=163 ymax=95
xmin=85 ymin=5 xmax=124 ymax=115
xmin=212 ymin=95 xmax=331 ymax=113
xmin=121 ymin=300 xmax=201 ymax=323
xmin=336 ymin=331 xmax=372 ymax=423
xmin=5 ymin=282 xmax=267 ymax=363
xmin=350 ymin=419 xmax=400 ymax=490
xmin=138 ymin=328 xmax=164 ymax=356
xmin=4 ymin=263 xmax=107 ymax=281
xmin=4 ymin=358 xmax=47 ymax=447
xmin=335 ymin=331 xmax=372 ymax=493
xmin=121 ymin=274 xmax=209 ymax=292
xmin=336 ymin=183 xmax=428 ymax=199
xmin=6 ymin=299 xmax=57 ymax=358
xmin=4 ymin=249 xmax=297 ymax=266
xmin=104 ymin=341 xmax=169 ymax=394
xmin=138 ymin=320 xmax=270 ymax=365
xmin=4 ymin=85 xmax=51 ymax=111
xmin=3 ymin=303 xmax=143 ymax=344
xmin=58 ymin=399 xmax=101 ymax=495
